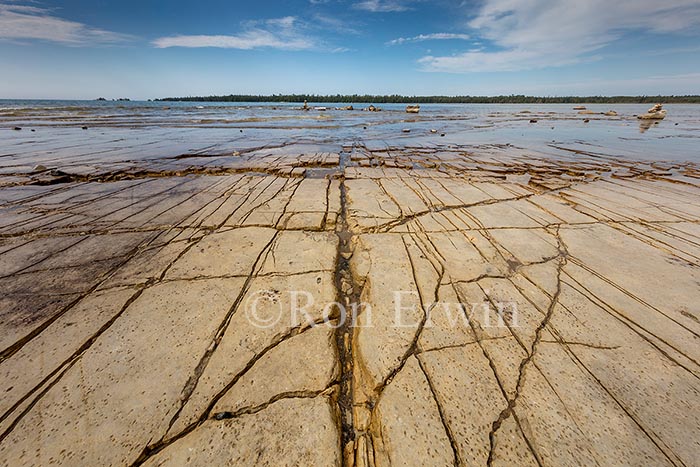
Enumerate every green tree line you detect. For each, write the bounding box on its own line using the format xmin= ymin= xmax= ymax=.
xmin=155 ymin=94 xmax=700 ymax=104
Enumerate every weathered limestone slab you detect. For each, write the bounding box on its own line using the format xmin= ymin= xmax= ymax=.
xmin=1 ymin=138 xmax=699 ymax=467
xmin=0 ymin=278 xmax=247 ymax=466
xmin=164 ymin=270 xmax=338 ymax=439
xmin=143 ymin=396 xmax=341 ymax=467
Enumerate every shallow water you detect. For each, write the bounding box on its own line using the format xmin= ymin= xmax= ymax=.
xmin=1 ymin=100 xmax=699 ymax=163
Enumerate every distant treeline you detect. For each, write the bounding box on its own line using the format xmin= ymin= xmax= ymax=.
xmin=156 ymin=94 xmax=700 ymax=104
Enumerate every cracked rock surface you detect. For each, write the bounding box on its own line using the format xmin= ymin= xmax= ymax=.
xmin=1 ymin=137 xmax=699 ymax=467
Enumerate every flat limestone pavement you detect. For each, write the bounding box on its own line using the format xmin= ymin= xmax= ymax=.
xmin=0 ymin=140 xmax=699 ymax=467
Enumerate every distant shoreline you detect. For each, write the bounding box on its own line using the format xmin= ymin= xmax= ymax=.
xmin=155 ymin=94 xmax=700 ymax=104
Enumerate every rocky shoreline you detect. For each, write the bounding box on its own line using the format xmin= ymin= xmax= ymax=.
xmin=0 ymin=132 xmax=699 ymax=466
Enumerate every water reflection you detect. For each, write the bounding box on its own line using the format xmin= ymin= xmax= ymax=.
xmin=639 ymin=120 xmax=655 ymax=133
xmin=2 ymin=101 xmax=698 ymax=162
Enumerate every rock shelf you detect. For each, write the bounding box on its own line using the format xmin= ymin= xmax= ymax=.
xmin=0 ymin=137 xmax=699 ymax=467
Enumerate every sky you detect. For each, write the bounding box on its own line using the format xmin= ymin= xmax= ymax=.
xmin=1 ymin=0 xmax=700 ymax=99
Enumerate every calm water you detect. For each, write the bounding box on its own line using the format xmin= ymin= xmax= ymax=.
xmin=1 ymin=100 xmax=699 ymax=162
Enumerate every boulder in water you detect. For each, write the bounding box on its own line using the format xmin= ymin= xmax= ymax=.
xmin=638 ymin=103 xmax=666 ymax=120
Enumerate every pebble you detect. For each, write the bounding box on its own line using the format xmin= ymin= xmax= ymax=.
xmin=430 ymin=129 xmax=437 ymax=133
xmin=402 ymin=129 xmax=410 ymax=133
xmin=529 ymin=119 xmax=537 ymax=123
xmin=33 ymin=165 xmax=47 ymax=172
xmin=584 ymin=119 xmax=590 ymax=123
xmin=440 ymin=133 xmax=445 ymax=137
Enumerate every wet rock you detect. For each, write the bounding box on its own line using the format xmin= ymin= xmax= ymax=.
xmin=604 ymin=110 xmax=618 ymax=116
xmin=82 ymin=126 xmax=88 ymax=130
xmin=32 ymin=164 xmax=47 ymax=172
xmin=402 ymin=128 xmax=411 ymax=133
xmin=2 ymin=135 xmax=699 ymax=467
xmin=529 ymin=119 xmax=538 ymax=123
xmin=430 ymin=129 xmax=437 ymax=133
xmin=367 ymin=105 xmax=381 ymax=112
xmin=638 ymin=103 xmax=666 ymax=120
xmin=584 ymin=118 xmax=590 ymax=123
xmin=405 ymin=105 xmax=420 ymax=114
xmin=578 ymin=110 xmax=596 ymax=115
xmin=573 ymin=106 xmax=587 ymax=110
xmin=13 ymin=127 xmax=21 ymax=131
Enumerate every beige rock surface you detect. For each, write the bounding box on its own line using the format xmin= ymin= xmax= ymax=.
xmin=1 ymin=139 xmax=699 ymax=467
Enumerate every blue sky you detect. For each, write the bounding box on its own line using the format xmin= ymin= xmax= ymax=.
xmin=1 ymin=0 xmax=699 ymax=99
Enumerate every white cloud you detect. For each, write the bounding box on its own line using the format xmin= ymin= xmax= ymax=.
xmin=0 ymin=2 xmax=131 ymax=45
xmin=153 ymin=16 xmax=316 ymax=50
xmin=387 ymin=33 xmax=471 ymax=45
xmin=353 ymin=0 xmax=412 ymax=13
xmin=420 ymin=0 xmax=700 ymax=72
xmin=311 ymin=13 xmax=363 ymax=35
